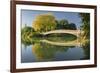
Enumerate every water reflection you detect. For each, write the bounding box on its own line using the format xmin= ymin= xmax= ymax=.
xmin=21 ymin=39 xmax=90 ymax=63
xmin=32 ymin=42 xmax=74 ymax=61
xmin=81 ymin=41 xmax=90 ymax=59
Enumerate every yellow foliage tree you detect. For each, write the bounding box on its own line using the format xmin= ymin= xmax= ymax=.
xmin=32 ymin=13 xmax=57 ymax=32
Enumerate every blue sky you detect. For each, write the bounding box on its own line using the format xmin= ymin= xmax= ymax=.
xmin=21 ymin=10 xmax=82 ymax=29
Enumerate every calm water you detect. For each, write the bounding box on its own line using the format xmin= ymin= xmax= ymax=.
xmin=21 ymin=40 xmax=90 ymax=63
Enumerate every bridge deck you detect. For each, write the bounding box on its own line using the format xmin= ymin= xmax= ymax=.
xmin=42 ymin=29 xmax=83 ymax=37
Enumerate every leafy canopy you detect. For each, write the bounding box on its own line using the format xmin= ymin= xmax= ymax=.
xmin=32 ymin=13 xmax=57 ymax=32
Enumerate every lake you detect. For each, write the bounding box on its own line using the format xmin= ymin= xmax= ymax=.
xmin=21 ymin=35 xmax=90 ymax=63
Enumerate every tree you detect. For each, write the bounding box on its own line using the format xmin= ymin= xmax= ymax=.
xmin=79 ymin=13 xmax=90 ymax=39
xmin=69 ymin=23 xmax=77 ymax=30
xmin=32 ymin=13 xmax=57 ymax=32
xmin=55 ymin=20 xmax=60 ymax=29
xmin=21 ymin=26 xmax=34 ymax=45
xmin=56 ymin=19 xmax=76 ymax=30
xmin=59 ymin=19 xmax=69 ymax=29
xmin=21 ymin=26 xmax=35 ymax=38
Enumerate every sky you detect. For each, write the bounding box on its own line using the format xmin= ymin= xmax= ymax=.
xmin=21 ymin=9 xmax=82 ymax=29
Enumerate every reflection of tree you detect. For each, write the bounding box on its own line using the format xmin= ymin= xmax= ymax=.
xmin=81 ymin=41 xmax=90 ymax=60
xmin=21 ymin=26 xmax=34 ymax=46
xmin=32 ymin=43 xmax=74 ymax=61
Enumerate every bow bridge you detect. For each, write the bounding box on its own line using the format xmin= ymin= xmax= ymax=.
xmin=42 ymin=29 xmax=83 ymax=37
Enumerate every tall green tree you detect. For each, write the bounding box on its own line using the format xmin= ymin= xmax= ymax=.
xmin=59 ymin=19 xmax=69 ymax=29
xmin=32 ymin=13 xmax=57 ymax=32
xmin=69 ymin=23 xmax=77 ymax=30
xmin=79 ymin=13 xmax=90 ymax=39
xmin=56 ymin=19 xmax=76 ymax=30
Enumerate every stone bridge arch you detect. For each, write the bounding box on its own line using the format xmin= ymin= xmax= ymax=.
xmin=42 ymin=29 xmax=82 ymax=37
